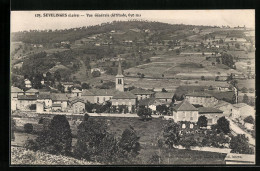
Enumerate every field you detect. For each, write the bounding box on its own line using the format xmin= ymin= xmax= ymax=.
xmin=12 ymin=115 xmax=227 ymax=164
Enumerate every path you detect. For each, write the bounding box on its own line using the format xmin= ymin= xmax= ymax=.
xmin=226 ymin=118 xmax=255 ymax=146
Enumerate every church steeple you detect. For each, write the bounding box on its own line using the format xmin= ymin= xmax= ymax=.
xmin=116 ymin=59 xmax=124 ymax=92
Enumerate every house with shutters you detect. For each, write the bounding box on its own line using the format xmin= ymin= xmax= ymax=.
xmin=172 ymin=100 xmax=199 ymax=122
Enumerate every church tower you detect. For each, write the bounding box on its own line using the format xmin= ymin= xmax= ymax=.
xmin=116 ymin=60 xmax=124 ymax=92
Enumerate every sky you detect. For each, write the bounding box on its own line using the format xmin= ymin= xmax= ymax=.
xmin=11 ymin=10 xmax=255 ymax=32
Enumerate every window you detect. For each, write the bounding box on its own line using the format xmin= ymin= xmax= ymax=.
xmin=97 ymin=97 xmax=99 ymax=103
xmin=103 ymin=97 xmax=106 ymax=102
xmin=190 ymin=124 xmax=194 ymax=129
xmin=118 ymin=79 xmax=122 ymax=84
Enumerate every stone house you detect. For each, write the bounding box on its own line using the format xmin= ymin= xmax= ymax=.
xmin=172 ymin=100 xmax=199 ymax=122
xmin=198 ymin=107 xmax=224 ymax=125
xmin=185 ymin=92 xmax=218 ymax=107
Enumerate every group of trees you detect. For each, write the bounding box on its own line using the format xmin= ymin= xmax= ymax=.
xmin=24 ymin=114 xmax=141 ymax=164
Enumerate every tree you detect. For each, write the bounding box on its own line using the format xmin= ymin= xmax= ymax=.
xmin=137 ymin=106 xmax=152 ymax=121
xmin=81 ymin=82 xmax=90 ymax=89
xmin=148 ymin=154 xmax=162 ymax=164
xmin=244 ymin=116 xmax=254 ymax=124
xmin=57 ymin=83 xmax=65 ymax=93
xmin=235 ymin=43 xmax=240 ymax=49
xmin=230 ymin=134 xmax=254 ymax=154
xmin=54 ymin=71 xmax=61 ymax=82
xmin=242 ymin=94 xmax=249 ymax=104
xmin=24 ymin=123 xmax=33 ymax=133
xmin=215 ymin=76 xmax=220 ymax=81
xmin=36 ymin=115 xmax=72 ymax=155
xmin=198 ymin=115 xmax=208 ymax=128
xmin=117 ymin=126 xmax=141 ymax=163
xmin=163 ymin=120 xmax=180 ymax=148
xmin=201 ymin=76 xmax=205 ymax=80
xmin=92 ymin=71 xmax=101 ymax=77
xmin=216 ymin=117 xmax=230 ymax=134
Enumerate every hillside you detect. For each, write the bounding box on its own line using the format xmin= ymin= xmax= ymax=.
xmin=11 ymin=20 xmax=213 ymax=44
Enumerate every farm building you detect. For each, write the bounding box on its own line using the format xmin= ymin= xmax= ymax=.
xmin=172 ymin=100 xmax=199 ymax=122
xmin=17 ymin=95 xmax=37 ymax=110
xmin=185 ymin=92 xmax=218 ymax=107
xmin=50 ymin=93 xmax=69 ymax=112
xmin=130 ymin=88 xmax=154 ymax=101
xmin=198 ymin=107 xmax=224 ymax=125
xmin=37 ymin=92 xmax=52 ymax=108
xmin=111 ymin=91 xmax=137 ymax=112
xmin=155 ymin=92 xmax=174 ymax=103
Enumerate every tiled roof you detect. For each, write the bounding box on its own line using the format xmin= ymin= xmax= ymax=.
xmin=82 ymin=89 xmax=115 ymax=96
xmin=26 ymin=88 xmax=39 ymax=93
xmin=112 ymin=91 xmax=136 ymax=99
xmin=155 ymin=92 xmax=174 ymax=99
xmin=198 ymin=107 xmax=223 ymax=114
xmin=130 ymin=88 xmax=154 ymax=95
xmin=172 ymin=100 xmax=198 ymax=111
xmin=11 ymin=87 xmax=23 ymax=93
xmin=116 ymin=60 xmax=124 ymax=77
xmin=51 ymin=93 xmax=68 ymax=101
xmin=38 ymin=92 xmax=51 ymax=99
xmin=17 ymin=95 xmax=37 ymax=100
xmin=138 ymin=98 xmax=156 ymax=106
xmin=185 ymin=92 xmax=213 ymax=97
xmin=70 ymin=97 xmax=85 ymax=105
xmin=71 ymin=89 xmax=82 ymax=93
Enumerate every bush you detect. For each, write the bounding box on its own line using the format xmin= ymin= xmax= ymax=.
xmin=24 ymin=139 xmax=39 ymax=151
xmin=230 ymin=134 xmax=254 ymax=154
xmin=198 ymin=116 xmax=207 ymax=128
xmin=35 ymin=115 xmax=72 ymax=155
xmin=244 ymin=116 xmax=254 ymax=124
xmin=24 ymin=123 xmax=33 ymax=133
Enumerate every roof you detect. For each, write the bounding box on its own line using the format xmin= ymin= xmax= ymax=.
xmin=198 ymin=107 xmax=223 ymax=114
xmin=38 ymin=92 xmax=51 ymax=99
xmin=71 ymin=89 xmax=82 ymax=93
xmin=172 ymin=100 xmax=198 ymax=111
xmin=17 ymin=95 xmax=37 ymax=100
xmin=130 ymin=88 xmax=154 ymax=95
xmin=233 ymin=103 xmax=251 ymax=108
xmin=52 ymin=103 xmax=62 ymax=107
xmin=11 ymin=87 xmax=23 ymax=93
xmin=26 ymin=88 xmax=39 ymax=93
xmin=185 ymin=92 xmax=213 ymax=97
xmin=82 ymin=89 xmax=95 ymax=96
xmin=155 ymin=92 xmax=174 ymax=99
xmin=51 ymin=93 xmax=69 ymax=101
xmin=213 ymin=100 xmax=232 ymax=108
xmin=82 ymin=89 xmax=116 ymax=96
xmin=112 ymin=91 xmax=136 ymax=99
xmin=138 ymin=98 xmax=156 ymax=106
xmin=70 ymin=97 xmax=85 ymax=105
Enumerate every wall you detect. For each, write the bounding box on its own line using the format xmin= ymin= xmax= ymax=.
xmin=173 ymin=111 xmax=199 ymax=122
xmin=186 ymin=96 xmax=218 ymax=107
xmin=72 ymin=101 xmax=85 ymax=114
xmin=94 ymin=95 xmax=113 ymax=104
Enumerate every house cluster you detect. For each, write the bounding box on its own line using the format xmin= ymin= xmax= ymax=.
xmin=11 ymin=61 xmax=255 ymax=126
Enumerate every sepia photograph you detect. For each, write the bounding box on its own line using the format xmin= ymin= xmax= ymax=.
xmin=10 ymin=10 xmax=255 ymax=165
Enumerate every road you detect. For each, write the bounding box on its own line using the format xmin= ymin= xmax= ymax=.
xmin=226 ymin=118 xmax=255 ymax=146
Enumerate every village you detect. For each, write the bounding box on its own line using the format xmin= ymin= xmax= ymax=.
xmin=10 ymin=19 xmax=255 ymax=165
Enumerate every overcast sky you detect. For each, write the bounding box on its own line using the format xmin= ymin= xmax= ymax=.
xmin=11 ymin=10 xmax=255 ymax=32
